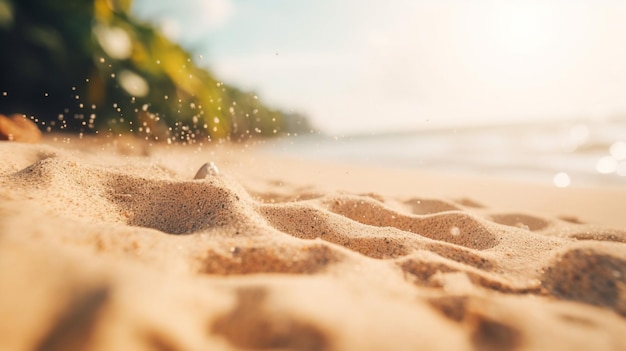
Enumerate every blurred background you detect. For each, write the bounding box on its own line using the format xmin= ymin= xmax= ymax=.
xmin=133 ymin=0 xmax=626 ymax=134
xmin=0 ymin=0 xmax=313 ymax=142
xmin=1 ymin=0 xmax=625 ymax=186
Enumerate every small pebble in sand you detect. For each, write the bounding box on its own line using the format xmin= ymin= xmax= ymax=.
xmin=194 ymin=162 xmax=219 ymax=179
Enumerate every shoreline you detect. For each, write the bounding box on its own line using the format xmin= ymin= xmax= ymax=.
xmin=43 ymin=133 xmax=626 ymax=226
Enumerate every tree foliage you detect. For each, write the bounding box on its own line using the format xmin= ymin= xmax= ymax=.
xmin=0 ymin=0 xmax=312 ymax=142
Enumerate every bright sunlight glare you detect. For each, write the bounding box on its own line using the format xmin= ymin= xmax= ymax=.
xmin=132 ymin=0 xmax=626 ymax=134
xmin=491 ymin=2 xmax=555 ymax=56
xmin=453 ymin=1 xmax=586 ymax=100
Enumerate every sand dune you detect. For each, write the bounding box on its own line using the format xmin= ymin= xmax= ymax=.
xmin=1 ymin=137 xmax=625 ymax=350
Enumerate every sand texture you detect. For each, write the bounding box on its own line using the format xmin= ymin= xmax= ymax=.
xmin=1 ymin=137 xmax=626 ymax=351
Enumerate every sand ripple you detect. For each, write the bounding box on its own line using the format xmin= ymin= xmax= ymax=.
xmin=1 ymin=142 xmax=626 ymax=350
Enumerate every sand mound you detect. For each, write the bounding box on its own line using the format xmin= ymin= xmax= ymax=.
xmin=1 ymin=139 xmax=625 ymax=350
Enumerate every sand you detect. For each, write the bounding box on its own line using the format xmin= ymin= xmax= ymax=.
xmin=0 ymin=136 xmax=625 ymax=351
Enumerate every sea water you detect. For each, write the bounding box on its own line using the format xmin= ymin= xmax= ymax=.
xmin=264 ymin=118 xmax=626 ymax=188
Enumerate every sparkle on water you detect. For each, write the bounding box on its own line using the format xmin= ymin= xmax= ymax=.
xmin=553 ymin=172 xmax=570 ymax=188
xmin=610 ymin=141 xmax=626 ymax=161
xmin=596 ymin=156 xmax=618 ymax=175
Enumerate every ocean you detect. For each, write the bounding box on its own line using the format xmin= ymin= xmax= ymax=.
xmin=263 ymin=118 xmax=626 ymax=188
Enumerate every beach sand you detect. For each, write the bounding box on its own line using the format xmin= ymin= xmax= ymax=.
xmin=1 ymin=136 xmax=625 ymax=350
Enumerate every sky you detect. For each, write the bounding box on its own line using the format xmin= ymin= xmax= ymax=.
xmin=132 ymin=0 xmax=626 ymax=134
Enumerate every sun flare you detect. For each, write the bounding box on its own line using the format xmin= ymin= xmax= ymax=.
xmin=450 ymin=1 xmax=592 ymax=104
xmin=490 ymin=2 xmax=556 ymax=56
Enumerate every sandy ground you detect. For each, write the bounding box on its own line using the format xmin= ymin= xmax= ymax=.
xmin=1 ymin=135 xmax=625 ymax=351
